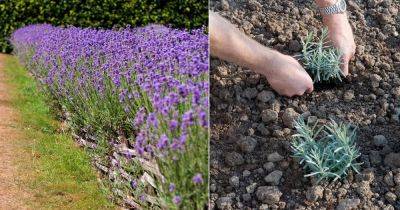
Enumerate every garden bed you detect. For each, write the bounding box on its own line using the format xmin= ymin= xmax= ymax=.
xmin=210 ymin=0 xmax=400 ymax=209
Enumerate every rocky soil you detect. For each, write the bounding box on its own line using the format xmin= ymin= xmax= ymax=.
xmin=210 ymin=0 xmax=400 ymax=209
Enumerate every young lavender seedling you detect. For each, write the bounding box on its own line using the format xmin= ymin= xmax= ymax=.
xmin=291 ymin=117 xmax=362 ymax=183
xmin=300 ymin=28 xmax=343 ymax=83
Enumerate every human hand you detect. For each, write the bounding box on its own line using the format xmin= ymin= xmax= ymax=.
xmin=322 ymin=14 xmax=356 ymax=76
xmin=255 ymin=51 xmax=314 ymax=97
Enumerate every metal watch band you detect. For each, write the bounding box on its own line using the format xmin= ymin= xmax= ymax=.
xmin=319 ymin=0 xmax=347 ymax=15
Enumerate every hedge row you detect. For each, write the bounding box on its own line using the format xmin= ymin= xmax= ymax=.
xmin=0 ymin=0 xmax=208 ymax=53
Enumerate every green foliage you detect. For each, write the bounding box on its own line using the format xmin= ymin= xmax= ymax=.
xmin=300 ymin=28 xmax=343 ymax=83
xmin=291 ymin=117 xmax=362 ymax=183
xmin=0 ymin=0 xmax=208 ymax=53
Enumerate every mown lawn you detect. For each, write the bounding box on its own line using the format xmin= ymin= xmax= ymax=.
xmin=3 ymin=54 xmax=115 ymax=209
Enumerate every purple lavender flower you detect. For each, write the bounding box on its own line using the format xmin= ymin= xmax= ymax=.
xmin=169 ymin=183 xmax=175 ymax=192
xmin=157 ymin=134 xmax=169 ymax=149
xmin=172 ymin=195 xmax=182 ymax=205
xmin=130 ymin=180 xmax=137 ymax=189
xmin=192 ymin=173 xmax=203 ymax=184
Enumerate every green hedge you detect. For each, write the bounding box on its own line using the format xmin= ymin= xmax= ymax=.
xmin=0 ymin=0 xmax=208 ymax=53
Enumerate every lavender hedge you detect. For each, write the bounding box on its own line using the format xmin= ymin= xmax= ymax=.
xmin=11 ymin=24 xmax=208 ymax=209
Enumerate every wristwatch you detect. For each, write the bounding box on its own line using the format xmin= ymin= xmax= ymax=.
xmin=319 ymin=0 xmax=347 ymax=15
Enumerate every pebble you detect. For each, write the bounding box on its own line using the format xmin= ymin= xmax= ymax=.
xmin=384 ymin=153 xmax=400 ymax=168
xmin=264 ymin=170 xmax=283 ymax=185
xmin=210 ymin=183 xmax=217 ymax=192
xmin=371 ymin=74 xmax=382 ymax=88
xmin=242 ymin=193 xmax=251 ymax=202
xmin=243 ymin=87 xmax=258 ymax=99
xmin=229 ymin=176 xmax=240 ymax=188
xmin=306 ymin=185 xmax=324 ymax=201
xmin=336 ymin=198 xmax=360 ymax=210
xmin=373 ymin=135 xmax=388 ymax=146
xmin=257 ymin=90 xmax=275 ymax=103
xmin=220 ymin=0 xmax=230 ymax=10
xmin=243 ymin=170 xmax=251 ymax=177
xmin=237 ymin=136 xmax=257 ymax=153
xmin=246 ymin=182 xmax=258 ymax=193
xmin=282 ymin=108 xmax=299 ymax=128
xmin=394 ymin=173 xmax=400 ymax=185
xmin=267 ymin=152 xmax=284 ymax=162
xmin=392 ymin=86 xmax=400 ymax=97
xmin=256 ymin=186 xmax=282 ymax=204
xmin=288 ymin=40 xmax=302 ymax=52
xmin=369 ymin=150 xmax=382 ymax=165
xmin=344 ymin=90 xmax=355 ymax=102
xmin=261 ymin=109 xmax=279 ymax=123
xmin=307 ymin=115 xmax=318 ymax=125
xmin=216 ymin=197 xmax=233 ymax=209
xmin=384 ymin=171 xmax=395 ymax=186
xmin=385 ymin=192 xmax=397 ymax=203
xmin=263 ymin=162 xmax=275 ymax=172
xmin=225 ymin=152 xmax=244 ymax=166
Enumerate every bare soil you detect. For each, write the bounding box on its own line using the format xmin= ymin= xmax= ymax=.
xmin=0 ymin=54 xmax=31 ymax=209
xmin=210 ymin=0 xmax=400 ymax=209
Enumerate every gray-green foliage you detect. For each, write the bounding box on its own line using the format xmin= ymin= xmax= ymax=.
xmin=301 ymin=28 xmax=343 ymax=83
xmin=291 ymin=117 xmax=362 ymax=183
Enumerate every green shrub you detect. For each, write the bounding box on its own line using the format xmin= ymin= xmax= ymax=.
xmin=0 ymin=0 xmax=208 ymax=53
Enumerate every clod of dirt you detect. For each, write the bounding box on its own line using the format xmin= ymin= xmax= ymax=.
xmin=384 ymin=171 xmax=395 ymax=186
xmin=264 ymin=170 xmax=283 ymax=186
xmin=257 ymin=90 xmax=275 ymax=103
xmin=267 ymin=152 xmax=284 ymax=162
xmin=369 ymin=150 xmax=382 ymax=165
xmin=384 ymin=153 xmax=400 ymax=168
xmin=216 ymin=196 xmax=233 ymax=209
xmin=355 ymin=181 xmax=373 ymax=198
xmin=261 ymin=109 xmax=278 ymax=123
xmin=343 ymin=90 xmax=355 ymax=102
xmin=237 ymin=136 xmax=257 ymax=153
xmin=263 ymin=162 xmax=275 ymax=172
xmin=305 ymin=185 xmax=324 ymax=201
xmin=336 ymin=198 xmax=360 ymax=210
xmin=385 ymin=192 xmax=397 ymax=203
xmin=225 ymin=152 xmax=245 ymax=166
xmin=256 ymin=186 xmax=282 ymax=204
xmin=229 ymin=176 xmax=240 ymax=188
xmin=282 ymin=108 xmax=300 ymax=128
xmin=373 ymin=134 xmax=388 ymax=146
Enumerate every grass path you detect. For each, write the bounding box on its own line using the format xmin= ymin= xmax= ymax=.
xmin=0 ymin=54 xmax=115 ymax=209
xmin=0 ymin=55 xmax=31 ymax=209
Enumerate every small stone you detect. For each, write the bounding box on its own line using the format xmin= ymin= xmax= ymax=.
xmin=225 ymin=152 xmax=244 ymax=166
xmin=385 ymin=192 xmax=397 ymax=203
xmin=237 ymin=136 xmax=257 ymax=153
xmin=267 ymin=152 xmax=284 ymax=162
xmin=306 ymin=185 xmax=324 ymax=201
xmin=282 ymin=108 xmax=299 ymax=128
xmin=264 ymin=170 xmax=283 ymax=185
xmin=229 ymin=176 xmax=240 ymax=188
xmin=257 ymin=90 xmax=275 ymax=103
xmin=384 ymin=171 xmax=395 ymax=186
xmin=373 ymin=135 xmax=388 ymax=146
xmin=246 ymin=182 xmax=257 ymax=193
xmin=259 ymin=204 xmax=269 ymax=210
xmin=392 ymin=87 xmax=400 ymax=97
xmin=344 ymin=90 xmax=355 ymax=102
xmin=256 ymin=186 xmax=282 ymax=204
xmin=243 ymin=87 xmax=258 ymax=99
xmin=261 ymin=109 xmax=279 ymax=123
xmin=394 ymin=173 xmax=400 ymax=185
xmin=371 ymin=74 xmax=382 ymax=88
xmin=243 ymin=170 xmax=251 ymax=177
xmin=307 ymin=115 xmax=318 ymax=125
xmin=356 ymin=181 xmax=373 ymax=198
xmin=336 ymin=199 xmax=360 ymax=210
xmin=216 ymin=197 xmax=232 ymax=209
xmin=242 ymin=193 xmax=251 ymax=202
xmin=220 ymin=0 xmax=229 ymax=10
xmin=210 ymin=183 xmax=217 ymax=192
xmin=369 ymin=150 xmax=382 ymax=165
xmin=384 ymin=153 xmax=400 ymax=168
xmin=263 ymin=162 xmax=275 ymax=172
xmin=288 ymin=40 xmax=302 ymax=52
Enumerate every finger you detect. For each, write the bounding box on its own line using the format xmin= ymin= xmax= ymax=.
xmin=306 ymin=83 xmax=314 ymax=93
xmin=341 ymin=56 xmax=350 ymax=76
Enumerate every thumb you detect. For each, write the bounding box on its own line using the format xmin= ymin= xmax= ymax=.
xmin=341 ymin=56 xmax=350 ymax=76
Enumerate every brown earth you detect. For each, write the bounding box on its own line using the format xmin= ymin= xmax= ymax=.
xmin=210 ymin=0 xmax=400 ymax=209
xmin=0 ymin=54 xmax=31 ymax=209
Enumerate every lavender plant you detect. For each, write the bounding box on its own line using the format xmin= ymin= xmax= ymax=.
xmin=300 ymin=28 xmax=343 ymax=83
xmin=11 ymin=24 xmax=208 ymax=209
xmin=291 ymin=117 xmax=362 ymax=183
